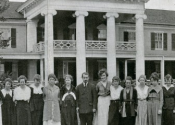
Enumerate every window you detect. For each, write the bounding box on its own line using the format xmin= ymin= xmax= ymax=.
xmin=0 ymin=28 xmax=16 ymax=48
xmin=97 ymin=24 xmax=107 ymax=41
xmin=151 ymin=32 xmax=167 ymax=50
xmin=172 ymin=34 xmax=175 ymax=51
xmin=124 ymin=31 xmax=135 ymax=42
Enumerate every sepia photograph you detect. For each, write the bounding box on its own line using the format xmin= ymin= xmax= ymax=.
xmin=0 ymin=0 xmax=174 ymax=125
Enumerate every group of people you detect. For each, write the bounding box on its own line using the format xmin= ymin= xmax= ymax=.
xmin=0 ymin=68 xmax=175 ymax=125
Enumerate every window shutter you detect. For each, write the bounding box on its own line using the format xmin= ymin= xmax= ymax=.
xmin=37 ymin=27 xmax=44 ymax=43
xmin=124 ymin=31 xmax=128 ymax=42
xmin=163 ymin=33 xmax=167 ymax=50
xmin=11 ymin=28 xmax=16 ymax=48
xmin=151 ymin=32 xmax=155 ymax=50
xmin=172 ymin=34 xmax=175 ymax=51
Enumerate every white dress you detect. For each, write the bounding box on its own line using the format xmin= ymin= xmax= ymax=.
xmin=135 ymin=85 xmax=149 ymax=125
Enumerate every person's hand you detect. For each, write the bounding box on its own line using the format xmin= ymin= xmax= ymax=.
xmin=93 ymin=109 xmax=96 ymax=113
xmin=158 ymin=109 xmax=162 ymax=115
xmin=76 ymin=107 xmax=79 ymax=113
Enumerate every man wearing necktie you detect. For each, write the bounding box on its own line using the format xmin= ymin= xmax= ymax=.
xmin=76 ymin=72 xmax=97 ymax=125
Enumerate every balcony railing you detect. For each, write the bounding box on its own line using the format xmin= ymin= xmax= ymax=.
xmin=116 ymin=41 xmax=136 ymax=51
xmin=54 ymin=40 xmax=76 ymax=50
xmin=33 ymin=42 xmax=44 ymax=52
xmin=86 ymin=40 xmax=107 ymax=50
xmin=33 ymin=41 xmax=136 ymax=52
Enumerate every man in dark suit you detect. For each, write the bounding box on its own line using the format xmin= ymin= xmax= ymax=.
xmin=76 ymin=72 xmax=97 ymax=125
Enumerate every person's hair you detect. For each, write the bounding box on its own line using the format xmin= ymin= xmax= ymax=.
xmin=64 ymin=74 xmax=73 ymax=82
xmin=48 ymin=74 xmax=57 ymax=81
xmin=18 ymin=75 xmax=27 ymax=83
xmin=138 ymin=75 xmax=147 ymax=82
xmin=150 ymin=72 xmax=159 ymax=82
xmin=81 ymin=72 xmax=89 ymax=78
xmin=33 ymin=74 xmax=41 ymax=81
xmin=124 ymin=76 xmax=133 ymax=84
xmin=112 ymin=76 xmax=121 ymax=84
xmin=98 ymin=68 xmax=108 ymax=77
xmin=4 ymin=78 xmax=13 ymax=87
xmin=164 ymin=74 xmax=173 ymax=84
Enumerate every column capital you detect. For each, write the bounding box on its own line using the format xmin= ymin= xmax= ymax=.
xmin=73 ymin=11 xmax=88 ymax=17
xmin=41 ymin=9 xmax=57 ymax=16
xmin=135 ymin=14 xmax=147 ymax=20
xmin=103 ymin=12 xmax=119 ymax=19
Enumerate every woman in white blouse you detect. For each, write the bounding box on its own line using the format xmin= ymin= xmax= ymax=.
xmin=108 ymin=76 xmax=123 ymax=125
xmin=135 ymin=75 xmax=149 ymax=125
xmin=13 ymin=75 xmax=32 ymax=125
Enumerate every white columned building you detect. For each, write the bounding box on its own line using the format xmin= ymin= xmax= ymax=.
xmin=105 ymin=13 xmax=119 ymax=81
xmin=41 ymin=9 xmax=57 ymax=85
xmin=135 ymin=14 xmax=147 ymax=84
xmin=26 ymin=19 xmax=38 ymax=52
xmin=73 ymin=11 xmax=88 ymax=85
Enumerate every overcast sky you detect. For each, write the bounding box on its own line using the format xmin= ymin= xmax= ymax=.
xmin=9 ymin=0 xmax=175 ymax=11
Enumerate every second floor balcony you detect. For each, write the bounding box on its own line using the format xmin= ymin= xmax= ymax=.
xmin=33 ymin=40 xmax=136 ymax=53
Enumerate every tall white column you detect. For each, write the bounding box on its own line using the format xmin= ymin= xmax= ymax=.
xmin=135 ymin=14 xmax=147 ymax=84
xmin=161 ymin=56 xmax=165 ymax=86
xmin=125 ymin=59 xmax=128 ymax=79
xmin=40 ymin=59 xmax=44 ymax=83
xmin=41 ymin=9 xmax=57 ymax=85
xmin=26 ymin=19 xmax=38 ymax=52
xmin=73 ymin=11 xmax=88 ymax=85
xmin=12 ymin=61 xmax=18 ymax=80
xmin=104 ymin=13 xmax=119 ymax=81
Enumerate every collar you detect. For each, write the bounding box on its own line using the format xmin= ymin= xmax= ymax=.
xmin=83 ymin=82 xmax=88 ymax=87
xmin=46 ymin=85 xmax=59 ymax=91
xmin=163 ymin=84 xmax=174 ymax=90
xmin=1 ymin=89 xmax=12 ymax=97
xmin=149 ymin=85 xmax=162 ymax=93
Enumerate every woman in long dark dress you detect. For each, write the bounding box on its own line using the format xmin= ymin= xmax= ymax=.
xmin=0 ymin=78 xmax=16 ymax=125
xmin=60 ymin=74 xmax=77 ymax=125
xmin=162 ymin=74 xmax=175 ymax=125
xmin=120 ymin=76 xmax=137 ymax=125
xmin=13 ymin=75 xmax=32 ymax=125
xmin=108 ymin=76 xmax=123 ymax=125
xmin=30 ymin=74 xmax=44 ymax=125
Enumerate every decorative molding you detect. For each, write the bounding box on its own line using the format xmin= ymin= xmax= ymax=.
xmin=103 ymin=12 xmax=119 ymax=19
xmin=135 ymin=14 xmax=147 ymax=20
xmin=72 ymin=11 xmax=88 ymax=17
xmin=41 ymin=9 xmax=57 ymax=16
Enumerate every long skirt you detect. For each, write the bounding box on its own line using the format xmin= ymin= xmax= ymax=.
xmin=108 ymin=100 xmax=120 ymax=125
xmin=147 ymin=100 xmax=161 ymax=125
xmin=95 ymin=96 xmax=111 ymax=125
xmin=121 ymin=117 xmax=135 ymax=125
xmin=16 ymin=101 xmax=32 ymax=125
xmin=31 ymin=110 xmax=43 ymax=125
xmin=162 ymin=109 xmax=174 ymax=125
xmin=135 ymin=100 xmax=147 ymax=125
xmin=43 ymin=120 xmax=61 ymax=125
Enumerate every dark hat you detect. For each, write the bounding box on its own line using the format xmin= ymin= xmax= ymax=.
xmin=48 ymin=74 xmax=57 ymax=81
xmin=18 ymin=75 xmax=27 ymax=83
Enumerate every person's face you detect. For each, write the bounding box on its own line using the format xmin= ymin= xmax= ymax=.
xmin=139 ymin=78 xmax=145 ymax=86
xmin=113 ymin=80 xmax=119 ymax=87
xmin=82 ymin=74 xmax=89 ymax=83
xmin=165 ymin=79 xmax=171 ymax=87
xmin=34 ymin=79 xmax=40 ymax=86
xmin=151 ymin=78 xmax=158 ymax=86
xmin=101 ymin=73 xmax=107 ymax=82
xmin=49 ymin=77 xmax=55 ymax=86
xmin=65 ymin=77 xmax=71 ymax=86
xmin=125 ymin=80 xmax=132 ymax=88
xmin=19 ymin=79 xmax=25 ymax=88
xmin=5 ymin=81 xmax=11 ymax=90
